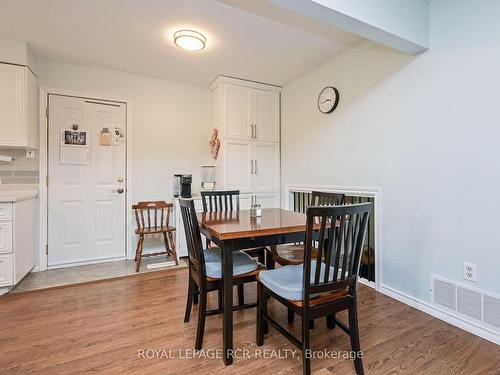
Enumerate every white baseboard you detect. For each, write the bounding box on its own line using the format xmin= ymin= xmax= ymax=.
xmin=379 ymin=283 xmax=500 ymax=345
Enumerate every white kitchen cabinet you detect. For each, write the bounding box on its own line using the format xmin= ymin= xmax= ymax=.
xmin=211 ymin=76 xmax=281 ymax=207
xmin=254 ymin=89 xmax=279 ymax=142
xmin=254 ymin=141 xmax=280 ymax=193
xmin=221 ymin=139 xmax=253 ymax=193
xmin=224 ymin=84 xmax=253 ymax=139
xmin=0 ymin=221 xmax=13 ymax=253
xmin=0 ymin=194 xmax=37 ymax=294
xmin=0 ymin=63 xmax=38 ymax=149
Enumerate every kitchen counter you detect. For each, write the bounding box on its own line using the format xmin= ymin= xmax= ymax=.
xmin=0 ymin=191 xmax=38 ymax=203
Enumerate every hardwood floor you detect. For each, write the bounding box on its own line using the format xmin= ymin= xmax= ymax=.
xmin=0 ymin=268 xmax=499 ymax=374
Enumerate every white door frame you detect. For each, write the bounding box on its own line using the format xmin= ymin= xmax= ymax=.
xmin=37 ymin=87 xmax=134 ymax=271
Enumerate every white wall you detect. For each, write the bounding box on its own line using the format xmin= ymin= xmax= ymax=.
xmin=282 ymin=0 xmax=500 ymax=303
xmin=36 ymin=59 xmax=211 ymax=252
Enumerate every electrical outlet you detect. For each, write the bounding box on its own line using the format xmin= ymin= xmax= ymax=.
xmin=464 ymin=262 xmax=477 ymax=282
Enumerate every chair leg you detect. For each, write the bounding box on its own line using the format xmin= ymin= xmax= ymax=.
xmin=218 ymin=288 xmax=223 ymax=310
xmin=193 ymin=285 xmax=199 ymax=305
xmin=327 ymin=313 xmax=336 ymax=329
xmin=302 ymin=310 xmax=311 ymax=375
xmin=258 ymin=249 xmax=266 ymax=266
xmin=287 ymin=309 xmax=295 ymax=323
xmin=184 ymin=275 xmax=195 ymax=323
xmin=135 ymin=235 xmax=144 ymax=272
xmin=195 ymin=286 xmax=207 ymax=350
xmin=256 ymin=282 xmax=265 ymax=346
xmin=237 ymin=284 xmax=245 ymax=306
xmin=349 ymin=303 xmax=364 ymax=375
xmin=266 ymin=248 xmax=276 ymax=270
xmin=166 ymin=231 xmax=179 ymax=265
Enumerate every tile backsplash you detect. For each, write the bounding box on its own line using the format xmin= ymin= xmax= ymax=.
xmin=0 ymin=148 xmax=39 ymax=191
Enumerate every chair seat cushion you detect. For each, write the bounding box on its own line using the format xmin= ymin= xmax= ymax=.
xmin=203 ymin=248 xmax=259 ymax=278
xmin=258 ymin=261 xmax=337 ymax=301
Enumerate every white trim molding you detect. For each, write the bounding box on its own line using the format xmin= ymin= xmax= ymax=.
xmin=283 ymin=184 xmax=383 ymax=291
xmin=379 ymin=283 xmax=500 ymax=345
xmin=38 ymin=87 xmax=134 ymax=271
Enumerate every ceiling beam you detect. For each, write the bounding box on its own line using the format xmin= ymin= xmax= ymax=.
xmin=218 ymin=0 xmax=429 ymax=54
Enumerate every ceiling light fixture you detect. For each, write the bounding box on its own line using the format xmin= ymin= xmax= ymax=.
xmin=174 ymin=30 xmax=206 ymax=51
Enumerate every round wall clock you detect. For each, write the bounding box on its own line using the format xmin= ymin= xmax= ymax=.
xmin=317 ymin=86 xmax=339 ymax=114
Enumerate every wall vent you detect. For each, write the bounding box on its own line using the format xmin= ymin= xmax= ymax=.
xmin=483 ymin=294 xmax=500 ymax=329
xmin=457 ymin=286 xmax=482 ymax=321
xmin=433 ymin=278 xmax=456 ymax=310
xmin=431 ymin=275 xmax=500 ymax=333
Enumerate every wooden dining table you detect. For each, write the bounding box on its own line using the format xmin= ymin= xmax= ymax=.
xmin=198 ymin=208 xmax=309 ymax=366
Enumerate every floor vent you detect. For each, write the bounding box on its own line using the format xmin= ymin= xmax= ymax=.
xmin=432 ymin=275 xmax=500 ymax=333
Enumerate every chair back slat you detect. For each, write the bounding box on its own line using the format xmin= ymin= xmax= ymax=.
xmin=201 ymin=190 xmax=240 ymax=213
xmin=303 ymin=203 xmax=372 ymax=303
xmin=313 ymin=218 xmax=326 ymax=284
xmin=132 ymin=201 xmax=173 ymax=230
xmin=310 ymin=191 xmax=345 ymax=207
xmin=179 ymin=198 xmax=206 ymax=277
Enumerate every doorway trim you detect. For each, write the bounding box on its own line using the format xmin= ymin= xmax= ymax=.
xmin=38 ymin=87 xmax=134 ymax=271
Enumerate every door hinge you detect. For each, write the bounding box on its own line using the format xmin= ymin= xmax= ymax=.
xmin=45 ymin=244 xmax=48 ymax=255
xmin=46 ymin=106 xmax=49 ymax=119
xmin=45 ymin=176 xmax=48 ymax=187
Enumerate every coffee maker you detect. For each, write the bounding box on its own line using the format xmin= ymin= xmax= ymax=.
xmin=173 ymin=174 xmax=192 ymax=198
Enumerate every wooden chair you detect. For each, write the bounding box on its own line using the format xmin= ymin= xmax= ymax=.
xmin=257 ymin=203 xmax=372 ymax=375
xmin=267 ymin=191 xmax=345 ymax=267
xmin=132 ymin=201 xmax=178 ymax=272
xmin=179 ymin=198 xmax=263 ymax=350
xmin=201 ymin=190 xmax=267 ymax=306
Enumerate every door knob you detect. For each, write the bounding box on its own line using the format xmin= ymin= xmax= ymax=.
xmin=117 ymin=177 xmax=124 ymax=183
xmin=116 ymin=188 xmax=124 ymax=194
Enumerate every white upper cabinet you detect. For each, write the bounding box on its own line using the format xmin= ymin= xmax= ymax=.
xmin=212 ymin=77 xmax=280 ymax=142
xmin=224 ymin=84 xmax=253 ymax=139
xmin=0 ymin=63 xmax=38 ymax=149
xmin=254 ymin=89 xmax=279 ymax=142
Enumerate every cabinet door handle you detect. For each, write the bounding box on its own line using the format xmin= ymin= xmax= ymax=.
xmin=254 ymin=124 xmax=257 ymax=139
xmin=250 ymin=160 xmax=254 ymax=174
xmin=254 ymin=159 xmax=257 ymax=174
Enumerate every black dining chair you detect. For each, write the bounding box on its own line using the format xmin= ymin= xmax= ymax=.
xmin=267 ymin=191 xmax=345 ymax=267
xmin=256 ymin=203 xmax=372 ymax=375
xmin=201 ymin=190 xmax=268 ymax=306
xmin=180 ymin=198 xmax=263 ymax=350
xmin=267 ymin=191 xmax=346 ymax=327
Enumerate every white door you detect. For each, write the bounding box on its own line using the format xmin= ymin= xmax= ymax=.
xmin=48 ymin=95 xmax=126 ymax=267
xmin=222 ymin=139 xmax=253 ymax=193
xmin=254 ymin=89 xmax=279 ymax=142
xmin=254 ymin=141 xmax=280 ymax=193
xmin=224 ymin=84 xmax=252 ymax=139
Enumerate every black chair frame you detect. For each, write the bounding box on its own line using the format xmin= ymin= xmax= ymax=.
xmin=257 ymin=203 xmax=372 ymax=375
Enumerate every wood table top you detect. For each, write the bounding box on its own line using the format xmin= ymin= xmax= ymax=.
xmin=198 ymin=208 xmax=308 ymax=240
